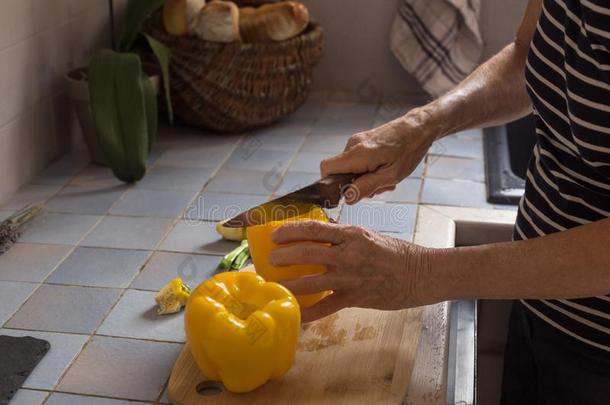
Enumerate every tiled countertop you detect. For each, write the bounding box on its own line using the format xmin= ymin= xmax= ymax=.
xmin=0 ymin=95 xmax=516 ymax=404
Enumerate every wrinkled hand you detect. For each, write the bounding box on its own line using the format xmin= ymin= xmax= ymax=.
xmin=269 ymin=221 xmax=433 ymax=323
xmin=321 ymin=113 xmax=436 ymax=204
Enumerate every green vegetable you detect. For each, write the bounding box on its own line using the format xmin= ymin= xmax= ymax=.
xmin=119 ymin=0 xmax=173 ymax=125
xmin=89 ymin=50 xmax=157 ymax=182
xmin=220 ymin=241 xmax=251 ymax=271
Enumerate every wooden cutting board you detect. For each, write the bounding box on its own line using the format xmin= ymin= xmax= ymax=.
xmin=167 ymin=267 xmax=424 ymax=404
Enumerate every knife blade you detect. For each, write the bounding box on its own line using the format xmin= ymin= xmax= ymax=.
xmin=222 ymin=173 xmax=359 ymax=228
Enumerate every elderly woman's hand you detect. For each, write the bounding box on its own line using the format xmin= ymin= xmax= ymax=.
xmin=321 ymin=111 xmax=437 ymax=204
xmin=269 ymin=220 xmax=436 ymax=323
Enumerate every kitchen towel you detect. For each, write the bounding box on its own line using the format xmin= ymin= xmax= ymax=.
xmin=390 ymin=0 xmax=483 ymax=97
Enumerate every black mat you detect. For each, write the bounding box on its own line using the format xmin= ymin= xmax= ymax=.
xmin=0 ymin=335 xmax=50 ymax=405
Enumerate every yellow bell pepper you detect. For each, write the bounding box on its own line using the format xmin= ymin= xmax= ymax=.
xmin=247 ymin=204 xmax=332 ymax=308
xmin=155 ymin=277 xmax=191 ymax=315
xmin=185 ymin=271 xmax=300 ymax=393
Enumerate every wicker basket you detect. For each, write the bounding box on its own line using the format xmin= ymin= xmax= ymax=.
xmin=143 ymin=11 xmax=324 ymax=133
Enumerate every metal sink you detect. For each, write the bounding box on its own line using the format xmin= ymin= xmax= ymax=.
xmin=483 ymin=115 xmax=537 ymax=205
xmin=445 ymin=218 xmax=515 ymax=405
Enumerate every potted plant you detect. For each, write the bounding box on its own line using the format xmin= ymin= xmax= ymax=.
xmin=66 ymin=0 xmax=172 ymax=182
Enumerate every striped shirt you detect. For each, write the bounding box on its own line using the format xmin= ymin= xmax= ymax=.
xmin=516 ymin=0 xmax=610 ymax=352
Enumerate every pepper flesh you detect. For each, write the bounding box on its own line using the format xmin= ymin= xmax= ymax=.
xmin=185 ymin=272 xmax=300 ymax=393
xmin=247 ymin=205 xmax=332 ymax=308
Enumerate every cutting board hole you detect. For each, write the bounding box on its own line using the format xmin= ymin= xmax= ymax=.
xmin=196 ymin=381 xmax=223 ymax=396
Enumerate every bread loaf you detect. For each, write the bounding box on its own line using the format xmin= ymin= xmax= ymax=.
xmin=239 ymin=1 xmax=310 ymax=43
xmin=163 ymin=0 xmax=206 ymax=36
xmin=194 ymin=1 xmax=241 ymax=43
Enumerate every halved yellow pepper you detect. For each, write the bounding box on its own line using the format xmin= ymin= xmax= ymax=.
xmin=247 ymin=204 xmax=332 ymax=308
xmin=185 ymin=271 xmax=300 ymax=393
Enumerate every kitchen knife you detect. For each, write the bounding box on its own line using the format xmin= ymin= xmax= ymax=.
xmin=222 ymin=173 xmax=359 ymax=228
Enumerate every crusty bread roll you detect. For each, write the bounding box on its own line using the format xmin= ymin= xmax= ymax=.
xmin=194 ymin=1 xmax=241 ymax=43
xmin=239 ymin=1 xmax=309 ymax=43
xmin=163 ymin=0 xmax=206 ymax=36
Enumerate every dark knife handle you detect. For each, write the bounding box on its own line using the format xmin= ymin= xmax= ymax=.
xmin=317 ymin=173 xmax=360 ymax=208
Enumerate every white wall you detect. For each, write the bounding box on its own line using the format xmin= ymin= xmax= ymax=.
xmin=303 ymin=0 xmax=529 ymax=98
xmin=0 ymin=0 xmax=111 ymax=204
xmin=0 ymin=0 xmax=529 ymax=204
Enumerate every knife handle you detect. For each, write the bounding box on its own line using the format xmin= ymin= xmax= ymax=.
xmin=318 ymin=173 xmax=360 ymax=207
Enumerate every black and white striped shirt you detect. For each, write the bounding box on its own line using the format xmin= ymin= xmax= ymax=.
xmin=516 ymin=0 xmax=610 ymax=352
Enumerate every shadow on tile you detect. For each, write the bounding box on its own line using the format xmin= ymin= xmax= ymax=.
xmin=57 ymin=336 xmax=182 ymax=402
xmin=160 ymin=220 xmax=238 ymax=256
xmin=131 ymin=252 xmax=220 ymax=291
xmin=5 ymin=284 xmax=121 ymax=334
xmin=97 ymin=290 xmax=185 ymax=342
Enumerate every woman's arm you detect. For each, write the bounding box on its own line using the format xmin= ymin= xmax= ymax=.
xmin=270 ymin=218 xmax=610 ymax=323
xmin=421 ymin=0 xmax=542 ymax=137
xmin=427 ymin=218 xmax=610 ymax=302
xmin=321 ymin=0 xmax=543 ymax=203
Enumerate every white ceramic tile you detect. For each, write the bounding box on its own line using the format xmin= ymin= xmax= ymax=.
xmin=134 ymin=166 xmax=213 ymax=192
xmin=6 ymin=284 xmax=122 ymax=334
xmin=45 ymin=185 xmax=127 ymax=215
xmin=339 ymin=202 xmax=417 ymax=234
xmin=426 ymin=156 xmax=485 ymax=182
xmin=185 ymin=192 xmax=268 ymax=222
xmin=69 ymin=165 xmax=126 ymax=189
xmin=7 ymin=389 xmax=48 ymax=405
xmin=0 ymin=0 xmax=32 ymax=51
xmin=246 ymin=126 xmax=308 ymax=151
xmin=98 ymin=289 xmax=185 ymax=342
xmin=109 ymin=189 xmax=196 ymax=218
xmin=0 ymin=281 xmax=37 ymax=326
xmin=0 ymin=98 xmax=58 ymax=205
xmin=2 ymin=185 xmax=61 ymax=210
xmin=19 ymin=213 xmax=101 ymax=245
xmin=46 ymin=247 xmax=150 ymax=288
xmin=372 ymin=177 xmax=422 ymax=203
xmin=160 ymin=220 xmax=237 ymax=255
xmin=421 ymin=178 xmax=494 ymax=209
xmin=33 ymin=154 xmax=89 ymax=186
xmin=131 ymin=252 xmax=220 ymax=291
xmin=430 ymin=130 xmax=484 ymax=160
xmin=154 ymin=143 xmax=235 ymax=169
xmin=0 ymin=328 xmax=88 ymax=390
xmin=45 ymin=393 xmax=137 ymax=405
xmin=300 ymin=134 xmax=349 ymax=153
xmin=206 ymin=168 xmax=276 ymax=196
xmin=311 ymin=102 xmax=378 ymax=135
xmin=273 ymin=172 xmax=320 ymax=196
xmin=0 ymin=243 xmax=71 ymax=282
xmin=289 ymin=152 xmax=333 ymax=174
xmin=82 ymin=216 xmax=173 ymax=250
xmin=57 ymin=336 xmax=182 ymax=401
xmin=225 ymin=147 xmax=294 ymax=172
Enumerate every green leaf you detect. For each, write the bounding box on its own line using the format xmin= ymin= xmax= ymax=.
xmin=89 ymin=50 xmax=155 ymax=183
xmin=141 ymin=73 xmax=158 ymax=151
xmin=144 ymin=33 xmax=174 ymax=124
xmin=119 ymin=0 xmax=165 ymax=51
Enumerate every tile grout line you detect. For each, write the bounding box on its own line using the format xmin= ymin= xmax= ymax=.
xmin=41 ymin=131 xmax=252 ymax=397
xmin=6 ymin=130 xmax=244 ymax=399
